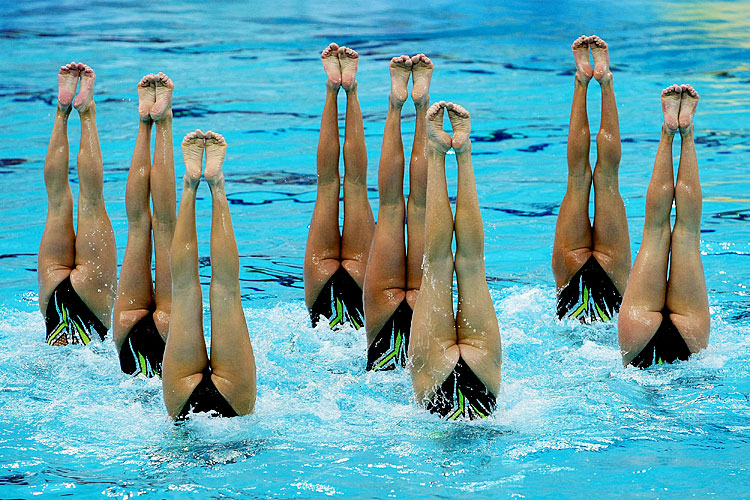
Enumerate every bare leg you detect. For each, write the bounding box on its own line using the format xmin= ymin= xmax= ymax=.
xmin=552 ymin=36 xmax=594 ymax=289
xmin=162 ymin=131 xmax=208 ymax=418
xmin=204 ymin=132 xmax=256 ymax=416
xmin=590 ymin=35 xmax=630 ymax=293
xmin=151 ymin=73 xmax=177 ymax=339
xmin=339 ymin=46 xmax=375 ymax=287
xmin=409 ymin=102 xmax=459 ymax=403
xmin=618 ymin=86 xmax=680 ymax=365
xmin=363 ymin=55 xmax=411 ymax=344
xmin=69 ymin=64 xmax=117 ymax=328
xmin=449 ymin=103 xmax=501 ymax=396
xmin=666 ymin=85 xmax=709 ymax=352
xmin=114 ymin=75 xmax=155 ymax=349
xmin=38 ymin=63 xmax=78 ymax=316
xmin=304 ymin=43 xmax=342 ymax=309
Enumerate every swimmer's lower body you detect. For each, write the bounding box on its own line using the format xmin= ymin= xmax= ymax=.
xmin=618 ymin=85 xmax=709 ymax=367
xmin=114 ymin=73 xmax=176 ymax=378
xmin=38 ymin=62 xmax=116 ymax=345
xmin=304 ymin=44 xmax=374 ymax=330
xmin=363 ymin=53 xmax=433 ymax=371
xmin=162 ymin=130 xmax=256 ymax=419
xmin=409 ymin=102 xmax=501 ymax=420
xmin=552 ymin=36 xmax=630 ymax=322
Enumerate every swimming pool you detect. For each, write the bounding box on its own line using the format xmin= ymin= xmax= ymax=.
xmin=2 ymin=0 xmax=750 ymax=497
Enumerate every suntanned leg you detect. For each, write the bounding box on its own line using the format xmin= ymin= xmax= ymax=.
xmin=304 ymin=43 xmax=343 ymax=309
xmin=589 ymin=35 xmax=630 ymax=293
xmin=363 ymin=55 xmax=411 ymax=344
xmin=449 ymin=103 xmax=501 ymax=396
xmin=552 ymin=36 xmax=594 ymax=289
xmin=618 ymin=86 xmax=681 ymax=365
xmin=150 ymin=73 xmax=176 ymax=339
xmin=204 ymin=132 xmax=256 ymax=416
xmin=406 ymin=54 xmax=433 ymax=305
xmin=409 ymin=102 xmax=459 ymax=403
xmin=114 ymin=75 xmax=155 ymax=349
xmin=38 ymin=63 xmax=78 ymax=317
xmin=666 ymin=85 xmax=709 ymax=352
xmin=68 ymin=64 xmax=117 ymax=328
xmin=162 ymin=131 xmax=209 ymax=418
xmin=339 ymin=46 xmax=375 ymax=287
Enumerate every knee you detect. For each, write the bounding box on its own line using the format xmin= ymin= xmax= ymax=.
xmin=674 ymin=181 xmax=702 ymax=207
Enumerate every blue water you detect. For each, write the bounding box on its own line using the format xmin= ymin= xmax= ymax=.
xmin=2 ymin=0 xmax=750 ymax=498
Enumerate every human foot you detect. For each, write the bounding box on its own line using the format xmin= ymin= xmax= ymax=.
xmin=204 ymin=130 xmax=227 ymax=186
xmin=588 ymin=35 xmax=611 ymax=83
xmin=321 ymin=43 xmax=341 ymax=90
xmin=411 ymin=53 xmax=433 ymax=108
xmin=73 ymin=63 xmax=95 ymax=113
xmin=389 ymin=55 xmax=412 ymax=106
xmin=181 ymin=130 xmax=205 ymax=186
xmin=426 ymin=101 xmax=452 ymax=154
xmin=137 ymin=74 xmax=156 ymax=122
xmin=678 ymin=84 xmax=699 ymax=133
xmin=338 ymin=46 xmax=359 ymax=92
xmin=446 ymin=102 xmax=471 ymax=153
xmin=571 ymin=35 xmax=593 ymax=84
xmin=150 ymin=72 xmax=173 ymax=121
xmin=661 ymin=84 xmax=682 ymax=134
xmin=57 ymin=62 xmax=79 ymax=112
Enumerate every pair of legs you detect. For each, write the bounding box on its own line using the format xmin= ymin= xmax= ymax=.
xmin=618 ymin=85 xmax=709 ymax=364
xmin=113 ymin=73 xmax=176 ymax=348
xmin=409 ymin=102 xmax=502 ymax=403
xmin=38 ymin=63 xmax=116 ymax=333
xmin=552 ymin=36 xmax=630 ymax=296
xmin=303 ymin=44 xmax=374 ymax=311
xmin=162 ymin=131 xmax=256 ymax=418
xmin=363 ymin=53 xmax=433 ymax=346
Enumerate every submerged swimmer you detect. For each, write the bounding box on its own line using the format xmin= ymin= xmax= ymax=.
xmin=363 ymin=53 xmax=433 ymax=371
xmin=162 ymin=130 xmax=256 ymax=419
xmin=39 ymin=62 xmax=117 ymax=346
xmin=552 ymin=36 xmax=630 ymax=323
xmin=304 ymin=44 xmax=375 ymax=330
xmin=113 ymin=73 xmax=176 ymax=378
xmin=409 ymin=102 xmax=502 ymax=420
xmin=618 ymin=85 xmax=709 ymax=368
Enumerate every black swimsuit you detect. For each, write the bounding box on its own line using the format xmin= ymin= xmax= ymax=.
xmin=630 ymin=312 xmax=692 ymax=368
xmin=309 ymin=267 xmax=364 ymax=330
xmin=118 ymin=313 xmax=166 ymax=378
xmin=366 ymin=300 xmax=412 ymax=371
xmin=45 ymin=277 xmax=107 ymax=346
xmin=176 ymin=369 xmax=238 ymax=420
xmin=557 ymin=256 xmax=622 ymax=323
xmin=425 ymin=357 xmax=497 ymax=421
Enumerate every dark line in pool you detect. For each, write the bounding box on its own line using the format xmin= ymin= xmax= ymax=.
xmin=517 ymin=143 xmax=550 ymax=153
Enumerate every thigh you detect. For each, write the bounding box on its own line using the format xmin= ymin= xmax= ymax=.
xmin=38 ymin=204 xmax=75 ymax=315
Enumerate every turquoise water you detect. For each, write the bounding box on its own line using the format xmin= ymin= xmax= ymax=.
xmin=2 ymin=0 xmax=750 ymax=497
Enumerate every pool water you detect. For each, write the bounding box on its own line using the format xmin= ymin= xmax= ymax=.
xmin=2 ymin=0 xmax=750 ymax=497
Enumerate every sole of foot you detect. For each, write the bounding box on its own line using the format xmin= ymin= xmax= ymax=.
xmin=338 ymin=46 xmax=359 ymax=92
xmin=426 ymin=101 xmax=452 ymax=153
xmin=181 ymin=129 xmax=205 ymax=185
xmin=678 ymin=84 xmax=699 ymax=132
xmin=204 ymin=131 xmax=228 ymax=185
xmin=571 ymin=35 xmax=593 ymax=84
xmin=150 ymin=72 xmax=174 ymax=122
xmin=446 ymin=102 xmax=471 ymax=153
xmin=661 ymin=84 xmax=682 ymax=134
xmin=73 ymin=63 xmax=95 ymax=114
xmin=58 ymin=62 xmax=80 ymax=112
xmin=588 ymin=35 xmax=611 ymax=83
xmin=322 ymin=43 xmax=341 ymax=90
xmin=411 ymin=53 xmax=433 ymax=107
xmin=137 ymin=73 xmax=156 ymax=122
xmin=389 ymin=55 xmax=412 ymax=106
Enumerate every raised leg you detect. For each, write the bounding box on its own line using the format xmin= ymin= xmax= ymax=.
xmin=449 ymin=104 xmax=501 ymax=397
xmin=618 ymin=86 xmax=680 ymax=365
xmin=666 ymin=85 xmax=709 ymax=352
xmin=69 ymin=64 xmax=117 ymax=328
xmin=339 ymin=46 xmax=375 ymax=287
xmin=38 ymin=63 xmax=78 ymax=316
xmin=304 ymin=43 xmax=343 ymax=309
xmin=589 ymin=35 xmax=630 ymax=293
xmin=150 ymin=73 xmax=177 ymax=338
xmin=162 ymin=131 xmax=208 ymax=418
xmin=552 ymin=36 xmax=594 ymax=289
xmin=409 ymin=102 xmax=459 ymax=403
xmin=363 ymin=55 xmax=411 ymax=344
